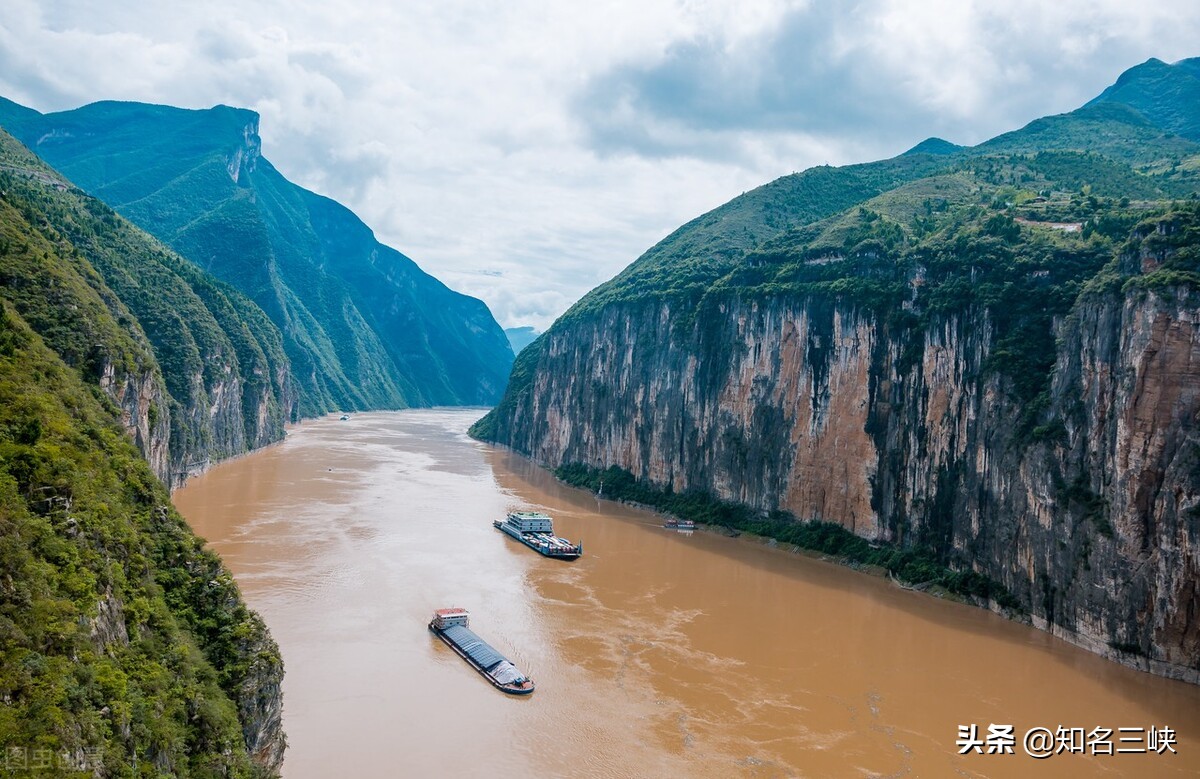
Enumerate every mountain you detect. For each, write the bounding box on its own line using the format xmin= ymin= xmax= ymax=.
xmin=0 ymin=301 xmax=284 ymax=775
xmin=504 ymin=326 xmax=541 ymax=355
xmin=0 ymin=92 xmax=521 ymax=775
xmin=902 ymin=137 xmax=962 ymax=156
xmin=0 ymin=133 xmax=284 ymax=772
xmin=0 ymin=127 xmax=292 ymax=486
xmin=0 ymin=99 xmax=514 ymax=416
xmin=1087 ymin=56 xmax=1200 ymax=141
xmin=473 ymin=58 xmax=1200 ymax=680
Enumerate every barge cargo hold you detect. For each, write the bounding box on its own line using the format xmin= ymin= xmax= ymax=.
xmin=428 ymin=608 xmax=534 ymax=695
xmin=493 ymin=511 xmax=582 ymax=559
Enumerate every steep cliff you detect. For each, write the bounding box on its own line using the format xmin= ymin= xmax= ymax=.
xmin=0 ymin=99 xmax=514 ymax=413
xmin=476 ymin=59 xmax=1200 ymax=679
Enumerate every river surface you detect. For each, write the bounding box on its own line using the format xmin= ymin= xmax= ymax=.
xmin=173 ymin=410 xmax=1200 ymax=778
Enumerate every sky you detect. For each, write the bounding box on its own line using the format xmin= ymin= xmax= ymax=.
xmin=1 ymin=1 xmax=1198 ymax=330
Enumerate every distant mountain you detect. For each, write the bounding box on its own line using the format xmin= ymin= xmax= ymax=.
xmin=504 ymin=326 xmax=540 ymax=355
xmin=474 ymin=57 xmax=1200 ymax=680
xmin=902 ymin=137 xmax=962 ymax=156
xmin=0 ymin=100 xmax=514 ymax=415
xmin=1087 ymin=56 xmax=1200 ymax=141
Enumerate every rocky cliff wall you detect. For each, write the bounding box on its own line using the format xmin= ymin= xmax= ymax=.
xmin=1049 ymin=284 xmax=1198 ymax=676
xmin=238 ymin=624 xmax=287 ymax=774
xmin=71 ymin=284 xmax=288 ymax=490
xmin=491 ymin=279 xmax=1199 ymax=680
xmin=98 ymin=358 xmax=171 ymax=481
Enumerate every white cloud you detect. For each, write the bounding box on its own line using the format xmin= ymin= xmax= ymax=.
xmin=0 ymin=1 xmax=1197 ymax=330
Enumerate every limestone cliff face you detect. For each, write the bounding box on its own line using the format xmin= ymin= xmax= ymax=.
xmin=170 ymin=362 xmax=246 ymax=485
xmin=98 ymin=359 xmax=171 ymax=483
xmin=227 ymin=115 xmax=261 ymax=183
xmin=1051 ymin=284 xmax=1198 ymax=675
xmin=94 ymin=297 xmax=285 ymax=489
xmin=90 ymin=319 xmax=290 ymax=489
xmin=492 ymin=280 xmax=1199 ymax=680
xmin=238 ymin=623 xmax=287 ymax=774
xmin=504 ymin=299 xmax=889 ymax=532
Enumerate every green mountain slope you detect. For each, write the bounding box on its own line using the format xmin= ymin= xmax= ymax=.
xmin=560 ymin=154 xmax=950 ymax=323
xmin=980 ymin=57 xmax=1200 ymax=173
xmin=0 ymin=128 xmax=292 ymax=485
xmin=476 ymin=59 xmax=1200 ymax=442
xmin=471 ymin=57 xmax=1200 ymax=678
xmin=1087 ymin=56 xmax=1200 ymax=141
xmin=549 ymin=58 xmax=1200 ymax=330
xmin=0 ymin=100 xmax=514 ymax=414
xmin=0 ymin=298 xmax=282 ymax=774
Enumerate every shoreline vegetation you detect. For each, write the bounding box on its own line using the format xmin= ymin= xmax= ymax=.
xmin=553 ymin=462 xmax=1024 ymax=613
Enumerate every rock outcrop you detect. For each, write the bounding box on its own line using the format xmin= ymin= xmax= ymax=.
xmin=238 ymin=623 xmax=287 ymax=774
xmin=99 ymin=359 xmax=172 ymax=485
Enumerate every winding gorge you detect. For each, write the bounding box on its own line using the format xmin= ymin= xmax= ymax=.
xmin=0 ymin=50 xmax=1198 ymax=777
xmin=0 ymin=96 xmax=512 ymax=773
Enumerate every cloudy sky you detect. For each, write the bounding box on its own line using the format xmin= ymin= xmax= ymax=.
xmin=1 ymin=1 xmax=1198 ymax=329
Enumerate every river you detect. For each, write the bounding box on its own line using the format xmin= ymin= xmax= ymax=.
xmin=172 ymin=410 xmax=1200 ymax=778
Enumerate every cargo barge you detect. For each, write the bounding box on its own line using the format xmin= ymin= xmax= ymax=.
xmin=428 ymin=608 xmax=534 ymax=695
xmin=493 ymin=511 xmax=582 ymax=559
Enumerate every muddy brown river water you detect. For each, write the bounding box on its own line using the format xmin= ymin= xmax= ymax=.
xmin=173 ymin=410 xmax=1200 ymax=778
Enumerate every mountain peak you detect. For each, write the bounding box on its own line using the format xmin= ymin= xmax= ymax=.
xmin=902 ymin=137 xmax=962 ymax=157
xmin=1086 ymin=55 xmax=1200 ymax=141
